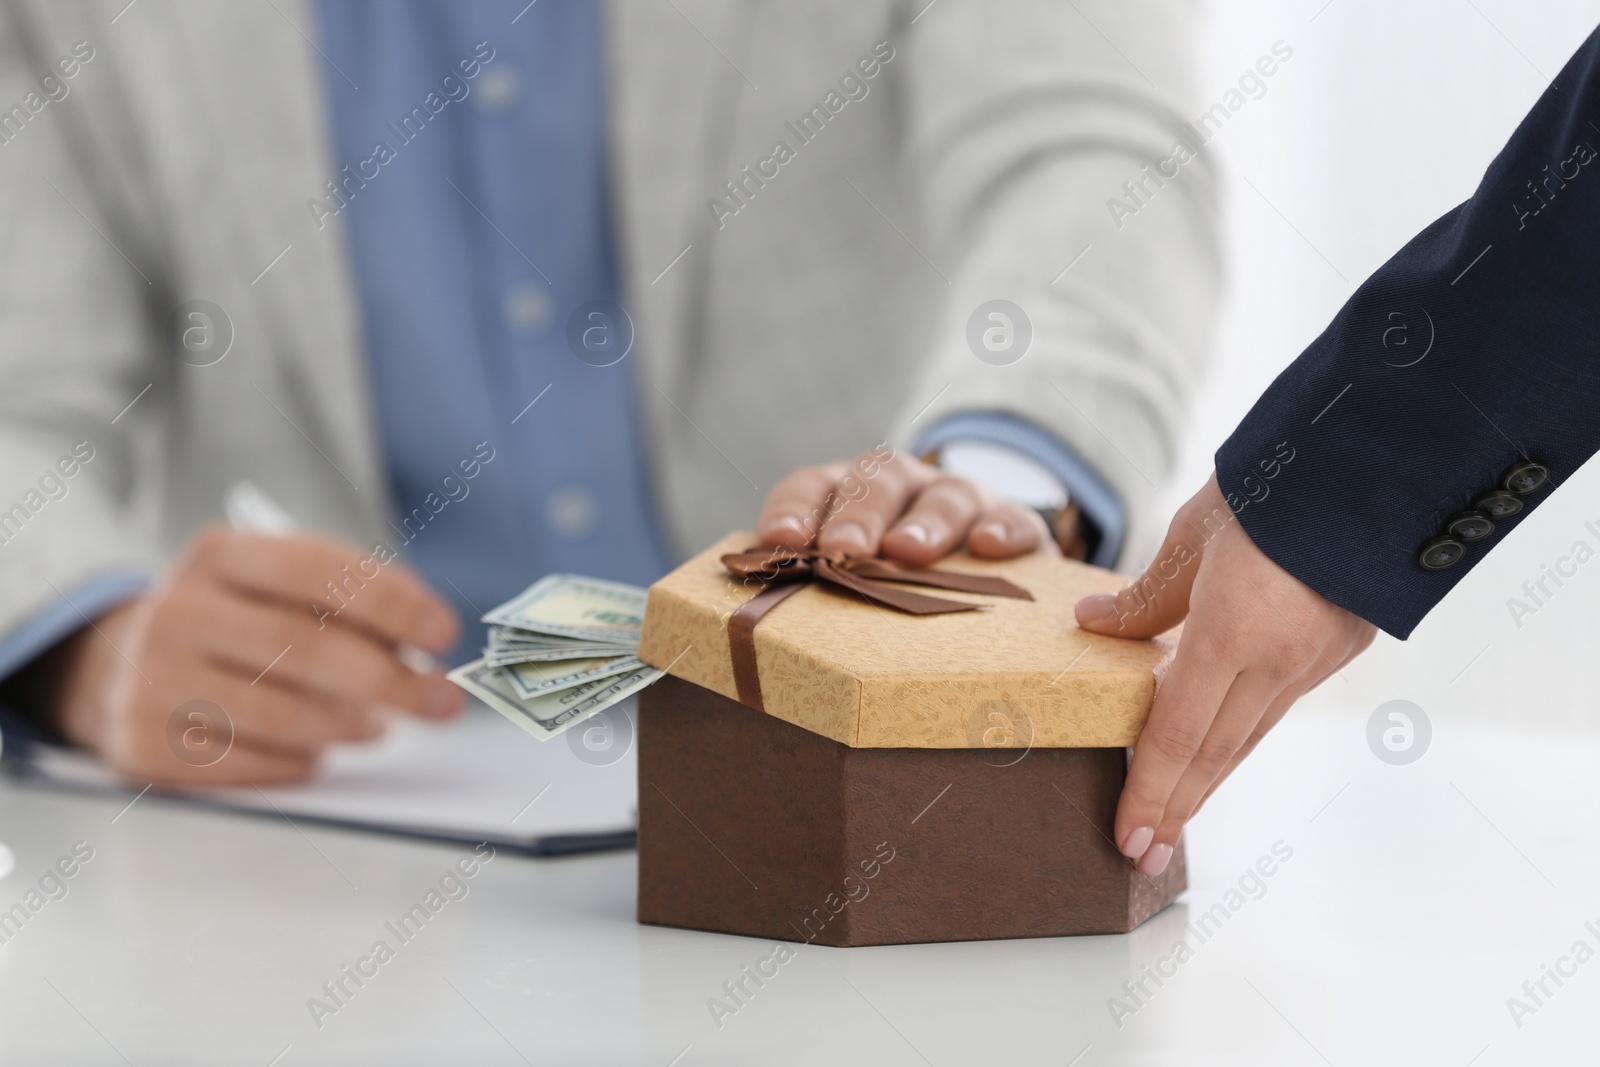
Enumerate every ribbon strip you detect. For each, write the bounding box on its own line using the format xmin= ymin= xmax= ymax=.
xmin=721 ymin=547 xmax=1033 ymax=712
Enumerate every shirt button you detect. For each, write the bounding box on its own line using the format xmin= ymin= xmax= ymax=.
xmin=506 ymin=282 xmax=553 ymax=335
xmin=1445 ymin=511 xmax=1494 ymax=542
xmin=1502 ymin=460 xmax=1549 ymax=494
xmin=1474 ymin=491 xmax=1523 ymax=519
xmin=474 ymin=65 xmax=520 ymax=111
xmin=1419 ymin=536 xmax=1466 ymax=571
xmin=546 ymin=487 xmax=598 ymax=539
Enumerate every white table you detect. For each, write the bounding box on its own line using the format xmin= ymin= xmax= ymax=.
xmin=1 ymin=697 xmax=1595 ymax=1066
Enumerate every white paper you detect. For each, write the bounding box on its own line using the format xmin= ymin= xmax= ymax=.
xmin=19 ymin=701 xmax=638 ymax=849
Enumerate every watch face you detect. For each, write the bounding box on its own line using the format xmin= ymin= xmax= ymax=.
xmin=932 ymin=441 xmax=1091 ymax=558
xmin=932 ymin=441 xmax=1067 ymax=512
xmin=922 ymin=433 xmax=1119 ymax=567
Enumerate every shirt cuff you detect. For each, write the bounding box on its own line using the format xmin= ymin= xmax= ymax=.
xmin=0 ymin=572 xmax=149 ymax=684
xmin=914 ymin=412 xmax=1127 ymax=568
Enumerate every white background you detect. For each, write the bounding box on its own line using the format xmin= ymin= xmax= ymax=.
xmin=1157 ymin=0 xmax=1600 ymax=732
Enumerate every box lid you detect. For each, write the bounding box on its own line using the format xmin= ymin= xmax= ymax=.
xmin=637 ymin=533 xmax=1174 ymax=749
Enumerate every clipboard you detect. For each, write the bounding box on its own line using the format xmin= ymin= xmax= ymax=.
xmin=3 ymin=701 xmax=638 ymax=857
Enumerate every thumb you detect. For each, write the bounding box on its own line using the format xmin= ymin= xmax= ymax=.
xmin=1075 ymin=519 xmax=1205 ymax=639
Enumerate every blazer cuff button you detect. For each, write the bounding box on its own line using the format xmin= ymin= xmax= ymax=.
xmin=1474 ymin=491 xmax=1523 ymax=519
xmin=1446 ymin=511 xmax=1494 ymax=542
xmin=1502 ymin=461 xmax=1549 ymax=494
xmin=1419 ymin=536 xmax=1466 ymax=571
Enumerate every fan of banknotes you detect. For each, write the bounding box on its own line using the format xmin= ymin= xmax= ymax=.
xmin=447 ymin=575 xmax=663 ymax=741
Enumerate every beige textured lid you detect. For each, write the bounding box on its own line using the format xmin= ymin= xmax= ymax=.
xmin=637 ymin=533 xmax=1175 ymax=749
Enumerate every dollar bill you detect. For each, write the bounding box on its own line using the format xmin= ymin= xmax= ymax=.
xmin=482 ymin=574 xmax=646 ymax=643
xmin=448 ymin=658 xmax=662 ymax=741
xmin=487 ymin=627 xmax=631 ymax=651
xmin=484 ymin=623 xmax=633 ymax=666
xmin=487 ymin=627 xmax=613 ymax=648
xmin=483 ymin=645 xmax=636 ymax=667
xmin=453 ymin=574 xmax=663 ymax=740
xmin=502 ymin=655 xmax=645 ymax=700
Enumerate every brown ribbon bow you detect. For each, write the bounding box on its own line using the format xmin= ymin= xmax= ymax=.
xmin=721 ymin=547 xmax=1033 ymax=711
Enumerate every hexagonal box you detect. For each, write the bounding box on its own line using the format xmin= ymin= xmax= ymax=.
xmin=636 ymin=533 xmax=1185 ymax=946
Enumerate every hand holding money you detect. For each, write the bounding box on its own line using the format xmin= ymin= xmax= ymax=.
xmin=449 ymin=575 xmax=663 ymax=741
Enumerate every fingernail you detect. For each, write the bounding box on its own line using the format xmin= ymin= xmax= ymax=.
xmin=1076 ymin=593 xmax=1116 ymax=626
xmin=772 ymin=515 xmax=806 ymax=538
xmin=417 ymin=607 xmax=455 ymax=649
xmin=1120 ymin=825 xmax=1154 ymax=859
xmin=1138 ymin=842 xmax=1174 ymax=877
xmin=974 ymin=520 xmax=1009 ymax=544
xmin=826 ymin=522 xmax=870 ymax=554
xmin=897 ymin=522 xmax=930 ymax=545
xmin=424 ymin=682 xmax=462 ymax=718
xmin=397 ymin=645 xmax=438 ymax=675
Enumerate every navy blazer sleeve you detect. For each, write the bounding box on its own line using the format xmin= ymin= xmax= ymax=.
xmin=1215 ymin=25 xmax=1600 ymax=639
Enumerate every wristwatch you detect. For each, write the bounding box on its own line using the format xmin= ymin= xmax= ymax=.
xmin=915 ymin=412 xmax=1126 ymax=569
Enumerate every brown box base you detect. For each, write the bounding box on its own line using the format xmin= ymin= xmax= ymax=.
xmin=637 ymin=675 xmax=1185 ymax=947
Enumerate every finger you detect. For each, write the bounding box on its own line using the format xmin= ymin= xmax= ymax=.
xmin=965 ymin=502 xmax=1051 ymax=559
xmin=228 ymin=696 xmax=380 ymax=758
xmin=815 ymin=453 xmax=932 ymax=557
xmin=880 ymin=477 xmax=984 ymax=565
xmin=1188 ymin=626 xmax=1373 ymax=812
xmin=1113 ymin=634 xmax=1236 ymax=863
xmin=183 ymin=528 xmax=458 ymax=652
xmin=191 ymin=592 xmax=462 ymax=720
xmin=191 ymin=744 xmax=318 ymax=786
xmin=1075 ymin=522 xmax=1202 ymax=639
xmin=1140 ymin=667 xmax=1298 ymax=873
xmin=177 ymin=663 xmax=387 ymax=754
xmin=1195 ymin=682 xmax=1308 ymax=812
xmin=110 ymin=714 xmax=319 ymax=788
xmin=757 ymin=463 xmax=847 ymax=549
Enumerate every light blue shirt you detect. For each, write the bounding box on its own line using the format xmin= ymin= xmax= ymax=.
xmin=315 ymin=0 xmax=668 ymax=662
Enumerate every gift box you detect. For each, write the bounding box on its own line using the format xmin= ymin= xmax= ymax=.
xmin=635 ymin=533 xmax=1184 ymax=947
